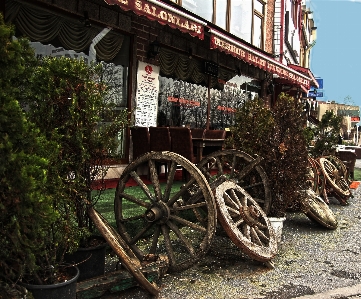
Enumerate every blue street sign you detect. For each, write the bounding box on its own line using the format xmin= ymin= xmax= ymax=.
xmin=308 ymin=90 xmax=323 ymax=97
xmin=316 ymin=78 xmax=323 ymax=89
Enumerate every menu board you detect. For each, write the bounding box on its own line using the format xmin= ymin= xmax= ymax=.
xmin=135 ymin=61 xmax=159 ymax=127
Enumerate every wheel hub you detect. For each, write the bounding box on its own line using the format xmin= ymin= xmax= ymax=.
xmin=145 ymin=201 xmax=170 ymax=224
xmin=239 ymin=205 xmax=261 ymax=226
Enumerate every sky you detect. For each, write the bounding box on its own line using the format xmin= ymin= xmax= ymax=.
xmin=306 ymin=0 xmax=361 ymax=110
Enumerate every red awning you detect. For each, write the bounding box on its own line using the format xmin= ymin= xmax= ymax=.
xmin=274 ymin=78 xmax=309 ymax=93
xmin=300 ymin=85 xmax=309 ymax=93
xmin=287 ymin=64 xmax=319 ymax=89
xmin=209 ymin=29 xmax=311 ymax=90
xmin=103 ymin=0 xmax=206 ymax=40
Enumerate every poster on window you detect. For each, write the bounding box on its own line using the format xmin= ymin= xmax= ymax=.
xmin=135 ymin=62 xmax=160 ymax=127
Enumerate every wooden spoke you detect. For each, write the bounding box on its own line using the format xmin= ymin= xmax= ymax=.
xmin=128 ymin=222 xmax=155 ymax=245
xmin=148 ymin=159 xmax=162 ymax=201
xmin=130 ymin=171 xmax=156 ymax=203
xmin=161 ymin=224 xmax=176 ymax=267
xmin=117 ymin=193 xmax=151 ymax=209
xmin=163 ymin=161 xmax=177 ymax=201
xmin=169 ymin=215 xmax=208 ymax=233
xmin=167 ymin=177 xmax=197 ymax=207
xmin=149 ymin=226 xmax=161 ymax=254
xmin=167 ymin=221 xmax=196 ymax=256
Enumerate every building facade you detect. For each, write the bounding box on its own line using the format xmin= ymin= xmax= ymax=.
xmin=3 ymin=0 xmax=318 ymax=163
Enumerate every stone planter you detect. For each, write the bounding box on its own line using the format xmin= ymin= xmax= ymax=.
xmin=268 ymin=217 xmax=286 ymax=243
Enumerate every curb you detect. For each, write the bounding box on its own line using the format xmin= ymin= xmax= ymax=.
xmin=293 ymin=283 xmax=361 ymax=298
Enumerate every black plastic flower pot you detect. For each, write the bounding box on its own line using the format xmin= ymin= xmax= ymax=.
xmin=22 ymin=266 xmax=79 ymax=299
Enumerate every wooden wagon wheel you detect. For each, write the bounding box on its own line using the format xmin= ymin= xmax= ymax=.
xmin=318 ymin=157 xmax=351 ymax=205
xmin=197 ymin=149 xmax=272 ymax=215
xmin=114 ymin=151 xmax=217 ymax=273
xmin=325 ymin=155 xmax=351 ymax=185
xmin=306 ymin=156 xmax=319 ymax=193
xmin=87 ymin=206 xmax=160 ymax=296
xmin=300 ymin=189 xmax=338 ymax=230
xmin=307 ymin=156 xmax=327 ymax=202
xmin=214 ymin=181 xmax=277 ymax=262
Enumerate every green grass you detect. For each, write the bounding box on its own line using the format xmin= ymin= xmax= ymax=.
xmin=354 ymin=168 xmax=361 ymax=181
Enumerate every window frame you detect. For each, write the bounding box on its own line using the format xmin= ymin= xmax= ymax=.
xmin=252 ymin=0 xmax=265 ymax=49
xmin=176 ymin=0 xmax=266 ymax=50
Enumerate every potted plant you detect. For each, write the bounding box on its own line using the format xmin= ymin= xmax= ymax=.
xmin=24 ymin=55 xmax=129 ymax=281
xmin=0 ymin=15 xmax=81 ymax=298
xmin=230 ymin=93 xmax=309 ymax=218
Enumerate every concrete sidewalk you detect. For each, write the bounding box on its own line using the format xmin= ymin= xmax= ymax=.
xmin=294 ymin=164 xmax=361 ymax=299
xmin=294 ymin=283 xmax=361 ymax=299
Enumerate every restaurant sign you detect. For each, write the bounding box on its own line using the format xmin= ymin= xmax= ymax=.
xmin=167 ymin=96 xmax=200 ymax=107
xmin=103 ymin=0 xmax=204 ymax=39
xmin=210 ymin=34 xmax=310 ymax=90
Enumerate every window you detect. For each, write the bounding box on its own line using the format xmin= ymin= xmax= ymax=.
xmin=181 ymin=0 xmax=265 ymax=50
xmin=230 ymin=0 xmax=252 ymax=43
xmin=252 ymin=0 xmax=264 ymax=48
xmin=183 ymin=0 xmax=213 ymax=23
xmin=30 ymin=36 xmax=130 ymax=160
xmin=253 ymin=14 xmax=263 ymax=48
xmin=215 ymin=0 xmax=228 ymax=30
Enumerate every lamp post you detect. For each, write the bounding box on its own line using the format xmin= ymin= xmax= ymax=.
xmin=356 ymin=125 xmax=358 ymax=145
xmin=353 ymin=124 xmax=359 ymax=145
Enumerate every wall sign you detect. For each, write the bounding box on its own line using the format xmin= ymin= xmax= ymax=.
xmin=104 ymin=0 xmax=204 ymax=39
xmin=135 ymin=61 xmax=159 ymax=127
xmin=210 ymin=34 xmax=311 ymax=90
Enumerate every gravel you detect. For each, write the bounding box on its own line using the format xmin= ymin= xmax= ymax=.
xmin=100 ymin=163 xmax=361 ymax=299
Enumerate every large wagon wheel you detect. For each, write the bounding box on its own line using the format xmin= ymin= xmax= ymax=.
xmin=325 ymin=155 xmax=351 ymax=184
xmin=307 ymin=156 xmax=327 ymax=202
xmin=197 ymin=149 xmax=272 ymax=215
xmin=318 ymin=157 xmax=351 ymax=205
xmin=214 ymin=181 xmax=277 ymax=262
xmin=114 ymin=151 xmax=217 ymax=273
xmin=300 ymin=189 xmax=338 ymax=230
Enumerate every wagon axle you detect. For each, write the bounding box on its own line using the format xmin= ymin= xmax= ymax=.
xmin=145 ymin=202 xmax=170 ymax=223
